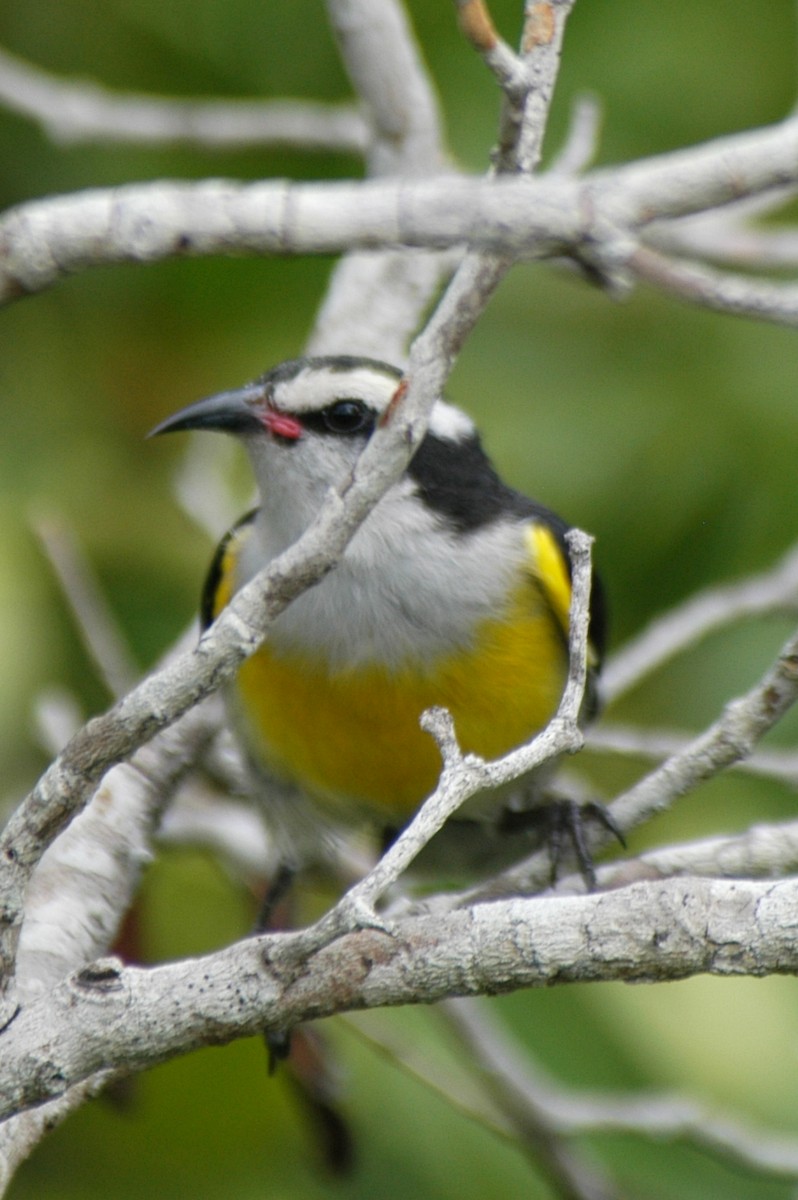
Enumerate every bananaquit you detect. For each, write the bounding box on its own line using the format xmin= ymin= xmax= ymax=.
xmin=152 ymin=356 xmax=606 ymax=876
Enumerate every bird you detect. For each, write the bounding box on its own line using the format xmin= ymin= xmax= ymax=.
xmin=151 ymin=354 xmax=608 ymax=885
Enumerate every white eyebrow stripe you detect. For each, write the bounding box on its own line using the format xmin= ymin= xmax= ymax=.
xmin=271 ymin=364 xmax=476 ymax=444
xmin=272 ymin=364 xmax=399 ymax=414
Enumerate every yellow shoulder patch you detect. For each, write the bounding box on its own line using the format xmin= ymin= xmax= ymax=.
xmin=524 ymin=522 xmax=600 ymax=668
xmin=201 ymin=514 xmax=256 ymax=628
xmin=524 ymin=522 xmax=572 ymax=640
xmin=211 ymin=539 xmax=239 ymax=618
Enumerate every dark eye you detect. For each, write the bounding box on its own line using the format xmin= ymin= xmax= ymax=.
xmin=322 ymin=399 xmax=371 ymax=435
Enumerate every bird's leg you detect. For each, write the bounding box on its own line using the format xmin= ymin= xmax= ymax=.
xmin=253 ymin=862 xmax=355 ymax=1170
xmin=254 ymin=861 xmax=297 ymax=934
xmin=284 ymin=1024 xmax=355 ymax=1176
xmin=253 ymin=862 xmax=298 ymax=1068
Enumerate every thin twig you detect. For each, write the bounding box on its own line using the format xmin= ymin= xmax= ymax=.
xmin=455 ymin=0 xmax=533 ymax=107
xmin=438 ymin=1001 xmax=618 ymax=1200
xmin=598 ymin=818 xmax=798 ymax=885
xmin=157 ymin=785 xmax=275 ymax=884
xmin=631 ymin=244 xmax=798 ymax=326
xmin=646 ymin=184 xmax=798 ymax=268
xmin=33 ymin=515 xmax=139 ymax=699
xmin=588 ymin=723 xmax=798 ymax=787
xmin=172 ymin=437 xmax=247 ymax=541
xmin=308 ymin=0 xmax=452 ymax=362
xmin=602 ymin=623 xmax=798 ymax=843
xmin=31 ymin=689 xmax=83 ymax=757
xmin=582 ymin=622 xmax=798 ymax=859
xmin=325 ymin=0 xmax=445 ymax=176
xmin=346 ymin=1000 xmax=798 ymax=1186
xmin=451 ymin=621 xmax=798 ymax=902
xmin=440 ymin=998 xmax=798 ymax=1182
xmin=457 ymin=0 xmax=576 ymax=176
xmin=602 ymin=539 xmax=798 ymax=704
xmin=546 ymin=94 xmax=602 ymax=178
xmin=0 ymin=44 xmax=367 ymax=153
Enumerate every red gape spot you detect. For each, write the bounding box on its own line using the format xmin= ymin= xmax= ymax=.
xmin=264 ymin=409 xmax=303 ymax=440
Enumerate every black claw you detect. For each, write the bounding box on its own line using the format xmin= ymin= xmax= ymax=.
xmin=558 ymin=799 xmax=595 ymax=890
xmin=266 ymin=1028 xmax=293 ymax=1074
xmin=582 ymin=799 xmax=627 ymax=850
xmin=498 ymin=797 xmax=624 ymax=890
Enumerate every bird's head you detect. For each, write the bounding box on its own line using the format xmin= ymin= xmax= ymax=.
xmin=150 ymin=355 xmax=475 ymax=505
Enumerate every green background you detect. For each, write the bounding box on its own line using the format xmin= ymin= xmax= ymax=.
xmin=2 ymin=1 xmax=798 ymax=1196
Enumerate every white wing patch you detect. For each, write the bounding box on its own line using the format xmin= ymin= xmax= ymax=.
xmin=429 ymin=400 xmax=475 ymax=442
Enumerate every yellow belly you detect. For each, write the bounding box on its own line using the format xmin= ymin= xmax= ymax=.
xmin=233 ymin=586 xmax=567 ymax=821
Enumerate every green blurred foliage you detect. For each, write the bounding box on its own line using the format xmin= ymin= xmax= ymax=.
xmin=2 ymin=1 xmax=798 ymax=1196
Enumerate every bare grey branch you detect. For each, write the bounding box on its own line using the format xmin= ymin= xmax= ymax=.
xmin=0 ymin=44 xmax=367 ymax=153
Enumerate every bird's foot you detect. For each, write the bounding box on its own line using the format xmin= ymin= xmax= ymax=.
xmin=499 ymin=797 xmax=625 ymax=890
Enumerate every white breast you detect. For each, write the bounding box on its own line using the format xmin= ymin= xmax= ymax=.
xmin=238 ymin=480 xmax=529 ymax=670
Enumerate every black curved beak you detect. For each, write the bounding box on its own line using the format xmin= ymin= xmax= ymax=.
xmin=148 ymin=385 xmax=264 ymax=438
